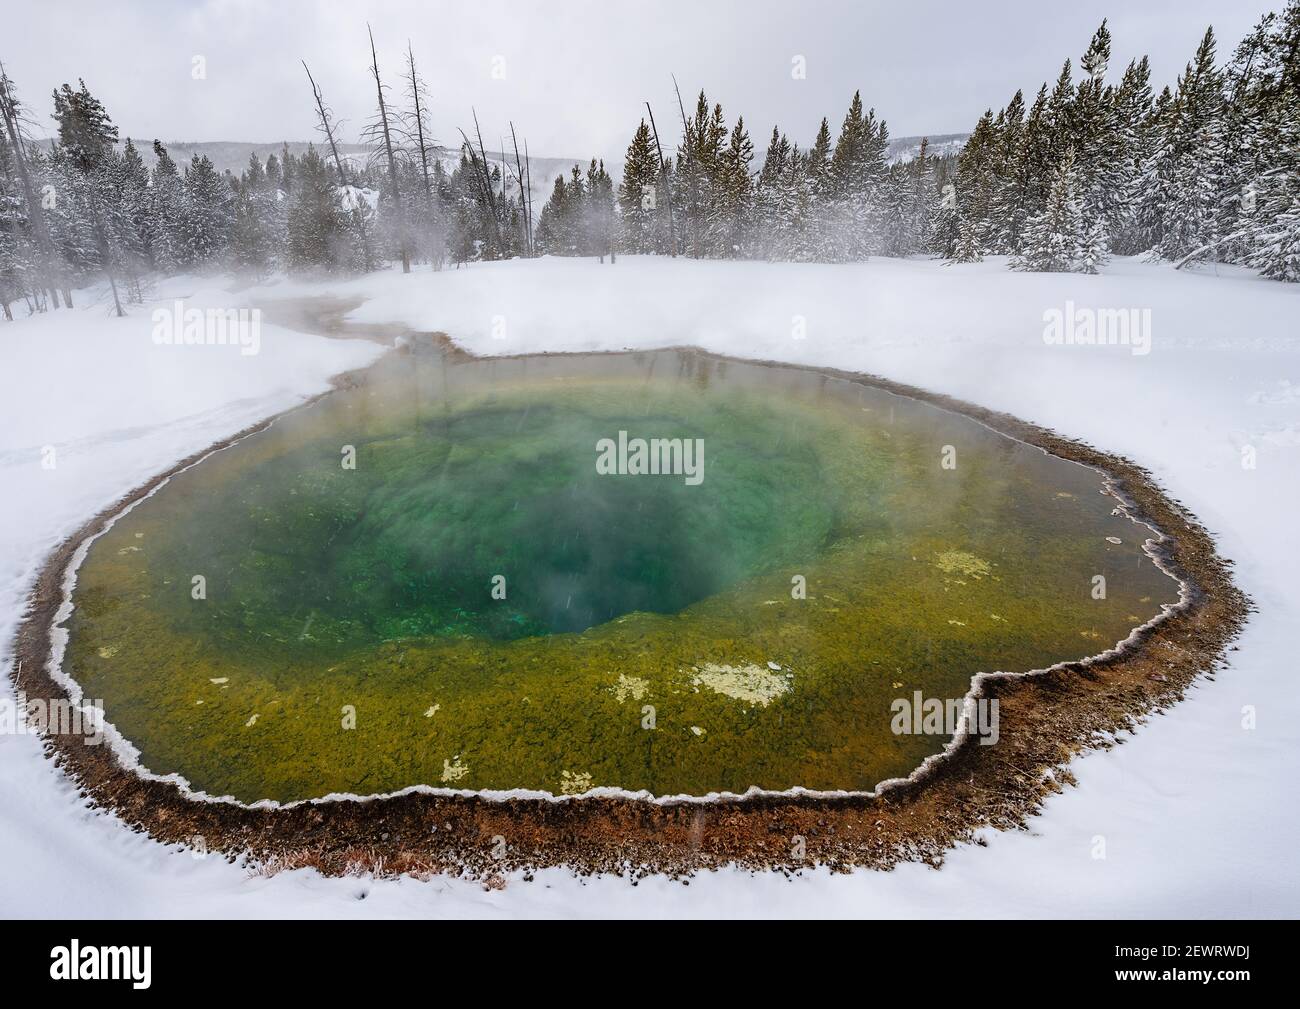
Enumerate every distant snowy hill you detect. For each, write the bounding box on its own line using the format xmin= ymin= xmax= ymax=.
xmin=886 ymin=133 xmax=967 ymax=163
xmin=116 ymin=134 xmax=965 ymax=199
xmin=116 ymin=139 xmax=580 ymax=204
xmin=746 ymin=131 xmax=968 ymax=175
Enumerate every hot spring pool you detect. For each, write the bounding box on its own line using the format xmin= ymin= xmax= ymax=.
xmin=61 ymin=343 xmax=1179 ymax=802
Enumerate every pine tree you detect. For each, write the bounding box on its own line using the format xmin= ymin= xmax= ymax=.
xmin=753 ymin=126 xmax=790 ymax=258
xmin=1108 ymin=56 xmax=1156 ymax=253
xmin=1073 ymin=23 xmax=1129 ymax=243
xmin=954 ymin=108 xmax=1000 ymax=255
xmin=146 ymin=141 xmax=185 ymax=270
xmin=179 ymin=154 xmax=231 ymax=266
xmin=50 ymin=79 xmax=126 ymax=312
xmin=951 ymin=210 xmax=983 ymax=263
xmin=674 ymin=91 xmax=728 ymax=257
xmin=1078 ymin=215 xmax=1110 ymax=273
xmin=286 ymin=145 xmax=350 ymax=270
xmin=1013 ymin=146 xmax=1084 ymax=271
xmin=711 ymin=115 xmax=753 ymax=255
xmin=584 ymin=158 xmax=616 ymax=261
xmin=1147 ymin=28 xmax=1226 ymax=261
xmin=1243 ymin=0 xmax=1300 ymax=280
xmin=619 ymin=119 xmax=663 ymax=254
xmin=231 ymin=154 xmax=275 ymax=277
xmin=827 ymin=92 xmax=889 ymax=259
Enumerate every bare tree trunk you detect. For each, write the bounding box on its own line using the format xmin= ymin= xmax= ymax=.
xmin=671 ymin=75 xmax=698 ymax=258
xmin=404 ymin=43 xmax=435 ymax=206
xmin=303 ymin=59 xmax=374 ymax=271
xmin=509 ymin=122 xmax=531 ymax=255
xmin=403 ymin=41 xmax=442 ymax=268
xmin=473 ymin=111 xmax=503 ymax=243
xmin=523 ymin=138 xmax=535 ymax=249
xmin=645 ymin=101 xmax=677 ymax=257
xmin=458 ymin=110 xmax=505 ymax=256
xmin=367 ymin=24 xmax=410 ymax=273
xmin=0 ymin=66 xmax=61 ymax=307
xmin=1172 ymin=229 xmax=1250 ymax=270
xmin=89 ymin=192 xmax=124 ymax=317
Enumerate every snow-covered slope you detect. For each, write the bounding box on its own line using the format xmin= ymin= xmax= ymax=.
xmin=1 ymin=256 xmax=1297 ymax=918
xmin=886 ymin=132 xmax=968 ymax=163
xmin=121 ymin=139 xmax=578 ymax=208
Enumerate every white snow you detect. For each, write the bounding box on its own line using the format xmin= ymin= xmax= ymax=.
xmin=338 ymin=185 xmax=380 ymax=213
xmin=2 ymin=255 xmax=1297 ymax=918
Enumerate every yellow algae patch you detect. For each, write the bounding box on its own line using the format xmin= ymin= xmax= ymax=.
xmin=559 ymin=770 xmax=593 ymax=794
xmin=610 ymin=673 xmax=649 ymax=704
xmin=440 ymin=757 xmax=469 ymax=783
xmin=97 ymin=646 xmax=118 ymax=659
xmin=934 ymin=550 xmax=992 ymax=580
xmin=693 ymin=663 xmax=791 ymax=707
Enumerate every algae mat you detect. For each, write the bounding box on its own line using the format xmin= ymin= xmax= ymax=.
xmin=62 ymin=347 xmax=1179 ymax=802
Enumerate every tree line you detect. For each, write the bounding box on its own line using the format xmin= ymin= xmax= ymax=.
xmin=950 ymin=4 xmax=1300 ymax=280
xmin=2 ymin=4 xmax=1296 ymax=321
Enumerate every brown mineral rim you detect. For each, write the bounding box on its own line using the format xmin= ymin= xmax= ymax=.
xmin=9 ymin=338 xmax=1252 ymax=881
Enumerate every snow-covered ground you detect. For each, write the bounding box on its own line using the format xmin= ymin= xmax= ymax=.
xmin=2 ymin=256 xmax=1297 ymax=918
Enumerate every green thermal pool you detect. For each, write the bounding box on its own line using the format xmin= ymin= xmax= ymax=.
xmin=62 ymin=345 xmax=1179 ymax=802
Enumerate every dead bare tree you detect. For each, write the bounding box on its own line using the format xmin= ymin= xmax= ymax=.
xmin=457 ymin=109 xmax=506 ymax=257
xmin=0 ymin=64 xmax=63 ymax=308
xmin=302 ymin=59 xmax=373 ymax=271
xmin=364 ymin=24 xmax=410 ymax=273
xmin=644 ymin=100 xmax=677 ymax=257
xmin=456 ymin=129 xmax=502 ymax=257
xmin=523 ymin=138 xmax=535 ymax=248
xmin=509 ymin=122 xmax=532 ymax=255
xmin=397 ymin=40 xmax=449 ymax=268
xmin=671 ymin=74 xmax=699 ymax=258
xmin=401 ymin=42 xmax=436 ymax=207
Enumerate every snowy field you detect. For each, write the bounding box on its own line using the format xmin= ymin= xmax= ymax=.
xmin=1 ymin=255 xmax=1297 ymax=918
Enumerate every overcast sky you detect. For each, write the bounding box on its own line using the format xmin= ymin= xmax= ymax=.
xmin=4 ymin=0 xmax=1273 ymax=159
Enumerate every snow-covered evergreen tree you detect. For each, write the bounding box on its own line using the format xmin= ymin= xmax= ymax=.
xmin=619 ymin=119 xmax=664 ymax=254
xmin=179 ymin=154 xmax=231 ymax=266
xmin=286 ymin=145 xmax=350 ymax=271
xmin=1013 ymin=147 xmax=1084 ymax=271
xmin=1144 ymin=29 xmax=1226 ymax=261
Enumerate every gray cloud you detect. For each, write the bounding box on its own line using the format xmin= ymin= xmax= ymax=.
xmin=4 ymin=0 xmax=1271 ymax=159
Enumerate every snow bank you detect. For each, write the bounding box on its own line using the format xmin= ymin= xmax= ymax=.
xmin=3 ymin=256 xmax=1298 ymax=917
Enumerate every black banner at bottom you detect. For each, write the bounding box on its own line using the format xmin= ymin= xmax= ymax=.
xmin=0 ymin=920 xmax=1271 ymax=994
